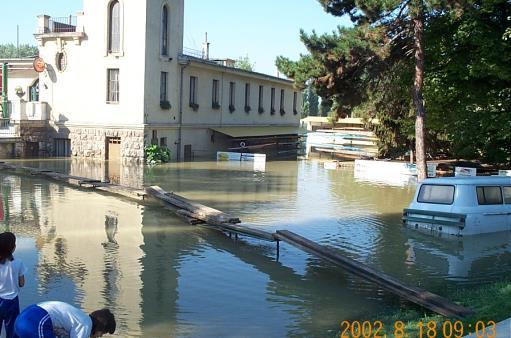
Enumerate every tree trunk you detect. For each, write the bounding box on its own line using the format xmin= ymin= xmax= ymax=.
xmin=411 ymin=3 xmax=427 ymax=181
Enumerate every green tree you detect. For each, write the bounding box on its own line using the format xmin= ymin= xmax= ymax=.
xmin=424 ymin=0 xmax=511 ymax=165
xmin=302 ymin=85 xmax=319 ymax=117
xmin=234 ymin=55 xmax=254 ymax=71
xmin=278 ymin=0 xmax=511 ymax=176
xmin=0 ymin=44 xmax=38 ymax=58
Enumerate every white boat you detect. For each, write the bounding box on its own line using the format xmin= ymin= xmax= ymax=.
xmin=403 ymin=176 xmax=511 ymax=236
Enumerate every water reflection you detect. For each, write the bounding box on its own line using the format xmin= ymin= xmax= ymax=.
xmin=0 ymin=159 xmax=509 ymax=337
xmin=405 ymin=230 xmax=511 ymax=283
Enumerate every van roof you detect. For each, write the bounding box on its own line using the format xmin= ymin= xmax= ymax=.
xmin=423 ymin=176 xmax=511 ymax=185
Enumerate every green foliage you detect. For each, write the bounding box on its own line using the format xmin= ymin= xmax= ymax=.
xmin=301 ymin=85 xmax=319 ymax=117
xmin=0 ymin=44 xmax=38 ymax=58
xmin=424 ymin=0 xmax=511 ymax=164
xmin=234 ymin=55 xmax=254 ymax=71
xmin=277 ymin=0 xmax=511 ymax=164
xmin=144 ymin=144 xmax=171 ymax=165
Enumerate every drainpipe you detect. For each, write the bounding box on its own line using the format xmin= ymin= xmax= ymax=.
xmin=1 ymin=63 xmax=7 ymax=119
xmin=177 ymin=55 xmax=190 ymax=161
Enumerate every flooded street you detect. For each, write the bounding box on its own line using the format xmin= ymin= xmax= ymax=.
xmin=1 ymin=159 xmax=510 ymax=337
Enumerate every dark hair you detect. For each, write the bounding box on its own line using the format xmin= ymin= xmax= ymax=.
xmin=0 ymin=232 xmax=16 ymax=264
xmin=90 ymin=308 xmax=116 ymax=334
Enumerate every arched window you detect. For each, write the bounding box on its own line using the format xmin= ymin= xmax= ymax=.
xmin=161 ymin=5 xmax=169 ymax=56
xmin=108 ymin=1 xmax=121 ymax=53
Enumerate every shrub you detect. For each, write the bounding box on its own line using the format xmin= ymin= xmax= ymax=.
xmin=144 ymin=144 xmax=170 ymax=165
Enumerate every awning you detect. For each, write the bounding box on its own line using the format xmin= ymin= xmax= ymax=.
xmin=211 ymin=126 xmax=305 ymax=138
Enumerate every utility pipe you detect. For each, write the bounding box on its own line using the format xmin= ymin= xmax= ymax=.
xmin=177 ymin=56 xmax=190 ymax=161
xmin=1 ymin=63 xmax=7 ymax=118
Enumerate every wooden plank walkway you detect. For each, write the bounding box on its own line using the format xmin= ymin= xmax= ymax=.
xmin=0 ymin=163 xmax=475 ymax=318
xmin=146 ymin=186 xmax=275 ymax=242
xmin=274 ymin=230 xmax=474 ymax=319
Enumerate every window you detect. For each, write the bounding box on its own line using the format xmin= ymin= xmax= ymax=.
xmin=189 ymin=76 xmax=198 ymax=109
xmin=280 ymin=89 xmax=285 ymax=115
xmin=54 ymin=138 xmax=71 ymax=157
xmin=293 ymin=92 xmax=298 ymax=115
xmin=161 ymin=5 xmax=169 ymax=56
xmin=107 ymin=69 xmax=119 ymax=102
xmin=417 ymin=184 xmax=455 ymax=204
xmin=108 ymin=1 xmax=121 ymax=53
xmin=477 ymin=186 xmax=503 ymax=205
xmin=212 ymin=79 xmax=220 ymax=108
xmin=258 ymin=85 xmax=264 ymax=113
xmin=503 ymin=187 xmax=511 ymax=204
xmin=160 ymin=137 xmax=167 ymax=147
xmin=160 ymin=72 xmax=168 ymax=102
xmin=229 ymin=82 xmax=235 ymax=113
xmin=151 ymin=130 xmax=158 ymax=145
xmin=56 ymin=52 xmax=67 ymax=72
xmin=270 ymin=88 xmax=275 ymax=114
xmin=29 ymin=79 xmax=39 ymax=102
xmin=244 ymin=83 xmax=251 ymax=112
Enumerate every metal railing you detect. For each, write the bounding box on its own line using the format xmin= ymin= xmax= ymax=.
xmin=0 ymin=118 xmax=9 ymax=129
xmin=182 ymin=47 xmax=205 ymax=59
xmin=45 ymin=16 xmax=77 ymax=33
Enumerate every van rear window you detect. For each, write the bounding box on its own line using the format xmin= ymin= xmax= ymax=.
xmin=476 ymin=186 xmax=503 ymax=205
xmin=417 ymin=184 xmax=455 ymax=204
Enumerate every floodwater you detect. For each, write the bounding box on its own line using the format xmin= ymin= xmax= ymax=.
xmin=1 ymin=159 xmax=510 ymax=337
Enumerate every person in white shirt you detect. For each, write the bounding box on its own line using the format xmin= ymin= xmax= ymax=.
xmin=0 ymin=232 xmax=27 ymax=338
xmin=14 ymin=301 xmax=115 ymax=338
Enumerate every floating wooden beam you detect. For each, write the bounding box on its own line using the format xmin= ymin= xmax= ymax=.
xmin=146 ymin=185 xmax=240 ymax=224
xmin=206 ymin=222 xmax=275 ymax=242
xmin=175 ymin=209 xmax=206 ymax=225
xmin=148 ymin=185 xmax=274 ymax=241
xmin=274 ymin=230 xmax=474 ymax=319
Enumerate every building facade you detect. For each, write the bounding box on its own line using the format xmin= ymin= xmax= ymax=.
xmin=0 ymin=0 xmax=301 ymax=161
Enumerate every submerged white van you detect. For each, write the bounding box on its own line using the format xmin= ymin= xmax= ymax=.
xmin=403 ymin=176 xmax=511 ymax=236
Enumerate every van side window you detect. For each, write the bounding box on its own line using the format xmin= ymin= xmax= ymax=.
xmin=502 ymin=186 xmax=511 ymax=204
xmin=417 ymin=185 xmax=455 ymax=204
xmin=476 ymin=186 xmax=503 ymax=205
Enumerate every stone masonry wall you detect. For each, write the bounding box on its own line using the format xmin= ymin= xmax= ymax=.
xmin=69 ymin=127 xmax=145 ymax=161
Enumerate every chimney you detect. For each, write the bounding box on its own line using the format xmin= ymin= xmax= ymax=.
xmin=202 ymin=32 xmax=210 ymax=60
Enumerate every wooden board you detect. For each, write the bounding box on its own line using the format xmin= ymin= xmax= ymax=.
xmin=274 ymin=230 xmax=474 ymax=318
xmin=146 ymin=185 xmax=240 ymax=224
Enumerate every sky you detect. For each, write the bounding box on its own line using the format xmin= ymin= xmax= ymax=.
xmin=0 ymin=0 xmax=351 ymax=75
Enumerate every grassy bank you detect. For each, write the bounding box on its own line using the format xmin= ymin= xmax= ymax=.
xmin=372 ymin=280 xmax=511 ymax=337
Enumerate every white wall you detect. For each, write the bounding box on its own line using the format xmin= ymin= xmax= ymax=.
xmin=181 ymin=63 xmax=301 ymax=126
xmin=144 ymin=0 xmax=184 ymax=125
xmin=38 ymin=0 xmax=148 ymax=126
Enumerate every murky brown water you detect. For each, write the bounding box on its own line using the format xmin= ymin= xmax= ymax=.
xmin=1 ymin=159 xmax=510 ymax=337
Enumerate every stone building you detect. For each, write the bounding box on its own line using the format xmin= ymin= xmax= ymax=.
xmin=0 ymin=0 xmax=302 ymax=161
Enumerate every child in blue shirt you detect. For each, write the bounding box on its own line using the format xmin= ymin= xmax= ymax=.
xmin=0 ymin=232 xmax=27 ymax=338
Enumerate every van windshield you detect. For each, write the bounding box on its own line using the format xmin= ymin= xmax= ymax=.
xmin=417 ymin=184 xmax=455 ymax=204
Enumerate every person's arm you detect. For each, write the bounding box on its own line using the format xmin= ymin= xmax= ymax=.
xmin=18 ymin=260 xmax=27 ymax=288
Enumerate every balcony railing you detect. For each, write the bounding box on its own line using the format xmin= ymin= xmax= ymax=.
xmin=0 ymin=117 xmax=18 ymax=138
xmin=39 ymin=16 xmax=77 ymax=34
xmin=0 ymin=118 xmax=9 ymax=129
xmin=9 ymin=101 xmax=49 ymax=121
